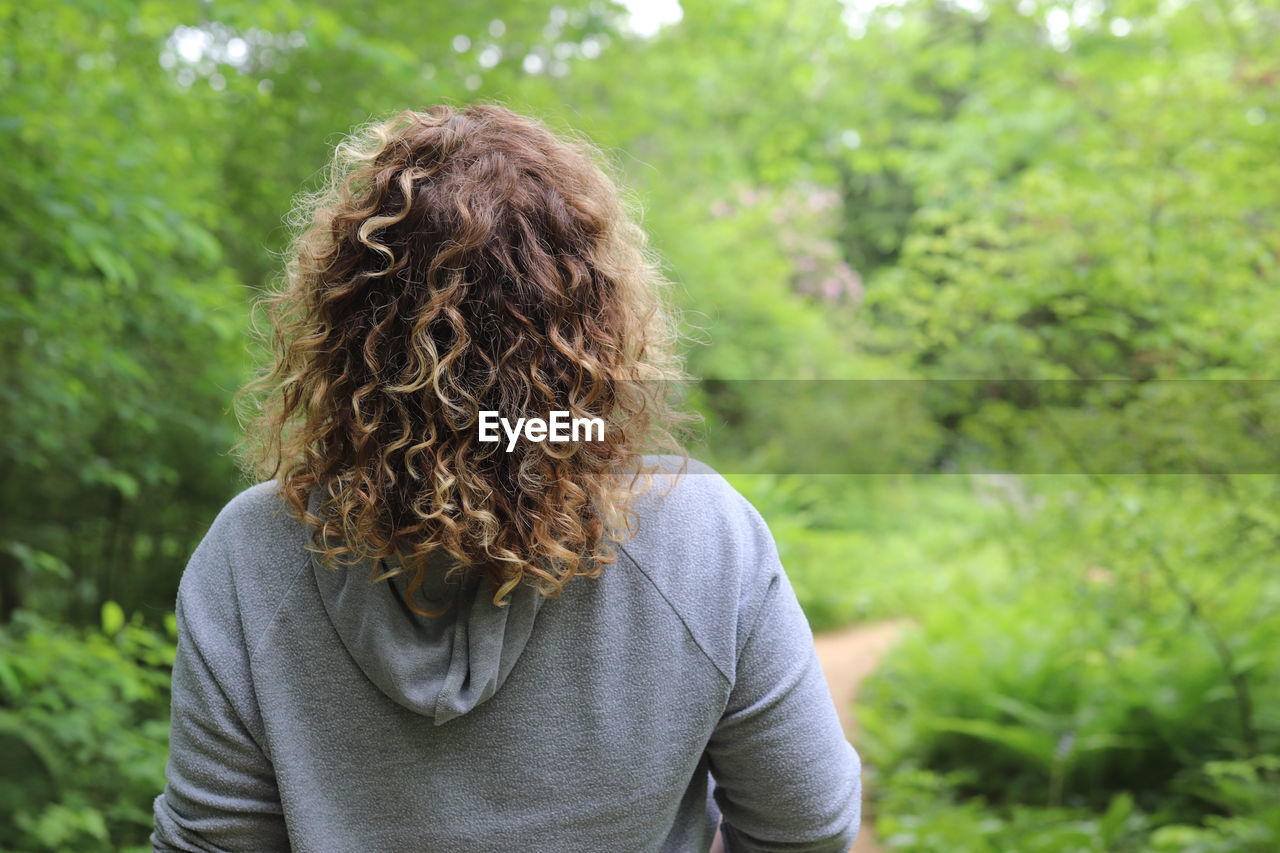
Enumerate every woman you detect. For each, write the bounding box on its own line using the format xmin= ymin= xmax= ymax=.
xmin=151 ymin=102 xmax=861 ymax=852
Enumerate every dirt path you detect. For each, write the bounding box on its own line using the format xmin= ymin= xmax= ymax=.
xmin=813 ymin=619 xmax=912 ymax=853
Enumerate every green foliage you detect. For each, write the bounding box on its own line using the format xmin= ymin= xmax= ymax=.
xmin=871 ymin=760 xmax=1280 ymax=852
xmin=727 ymin=474 xmax=1008 ymax=632
xmin=0 ymin=610 xmax=176 ymax=853
xmin=857 ymin=3 xmax=1280 ymax=387
xmin=0 ymin=0 xmax=253 ymax=622
xmin=858 ymin=475 xmax=1280 ymax=849
xmin=1149 ymin=756 xmax=1280 ymax=852
xmin=4 ymin=0 xmax=1280 ymax=847
xmin=873 ymin=771 xmax=1156 ymax=852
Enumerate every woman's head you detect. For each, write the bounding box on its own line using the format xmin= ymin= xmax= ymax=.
xmin=240 ymin=102 xmax=690 ymax=609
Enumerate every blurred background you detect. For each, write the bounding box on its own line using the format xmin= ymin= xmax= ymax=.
xmin=3 ymin=0 xmax=1279 ymax=849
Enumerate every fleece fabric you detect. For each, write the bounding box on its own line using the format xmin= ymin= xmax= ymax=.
xmin=150 ymin=457 xmax=862 ymax=852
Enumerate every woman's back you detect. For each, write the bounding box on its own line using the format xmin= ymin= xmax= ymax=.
xmin=151 ymin=457 xmax=860 ymax=851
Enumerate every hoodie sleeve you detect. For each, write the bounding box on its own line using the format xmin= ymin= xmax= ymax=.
xmin=151 ymin=514 xmax=290 ymax=852
xmin=704 ymin=510 xmax=862 ymax=853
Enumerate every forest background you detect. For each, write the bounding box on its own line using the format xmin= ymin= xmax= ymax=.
xmin=2 ymin=0 xmax=1279 ymax=849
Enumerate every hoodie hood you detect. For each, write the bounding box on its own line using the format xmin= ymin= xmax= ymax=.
xmin=307 ymin=494 xmax=545 ymax=725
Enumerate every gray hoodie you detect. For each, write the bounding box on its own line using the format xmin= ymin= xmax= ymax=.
xmin=151 ymin=457 xmax=861 ymax=852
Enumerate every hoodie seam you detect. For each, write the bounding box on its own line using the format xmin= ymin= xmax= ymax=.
xmin=248 ymin=555 xmax=314 ymax=665
xmin=614 ymin=540 xmax=732 ymax=686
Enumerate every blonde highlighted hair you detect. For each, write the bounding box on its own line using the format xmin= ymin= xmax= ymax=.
xmin=238 ymin=102 xmax=691 ymax=610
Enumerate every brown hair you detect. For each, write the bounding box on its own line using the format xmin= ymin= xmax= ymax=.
xmin=237 ymin=102 xmax=691 ymax=610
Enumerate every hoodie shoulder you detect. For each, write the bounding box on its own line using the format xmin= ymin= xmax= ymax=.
xmin=617 ymin=456 xmax=786 ymax=683
xmin=177 ymin=481 xmax=315 ymax=655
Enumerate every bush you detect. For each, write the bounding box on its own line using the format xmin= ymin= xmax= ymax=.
xmin=726 ymin=474 xmax=1007 ymax=632
xmin=0 ymin=608 xmax=175 ymax=853
xmin=858 ymin=476 xmax=1280 ymax=850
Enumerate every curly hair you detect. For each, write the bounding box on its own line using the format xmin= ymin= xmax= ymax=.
xmin=237 ymin=102 xmax=692 ymax=612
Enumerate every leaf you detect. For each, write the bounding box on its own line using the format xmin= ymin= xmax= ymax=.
xmin=86 ymin=243 xmax=138 ymax=288
xmin=0 ymin=708 xmax=63 ymax=788
xmin=1099 ymin=791 xmax=1134 ymax=843
xmin=924 ymin=715 xmax=1057 ymax=767
xmin=2 ymin=541 xmax=73 ymax=580
xmin=0 ymin=655 xmax=21 ymax=698
xmin=101 ymin=601 xmax=125 ymax=636
xmin=984 ymin=693 xmax=1063 ymax=732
